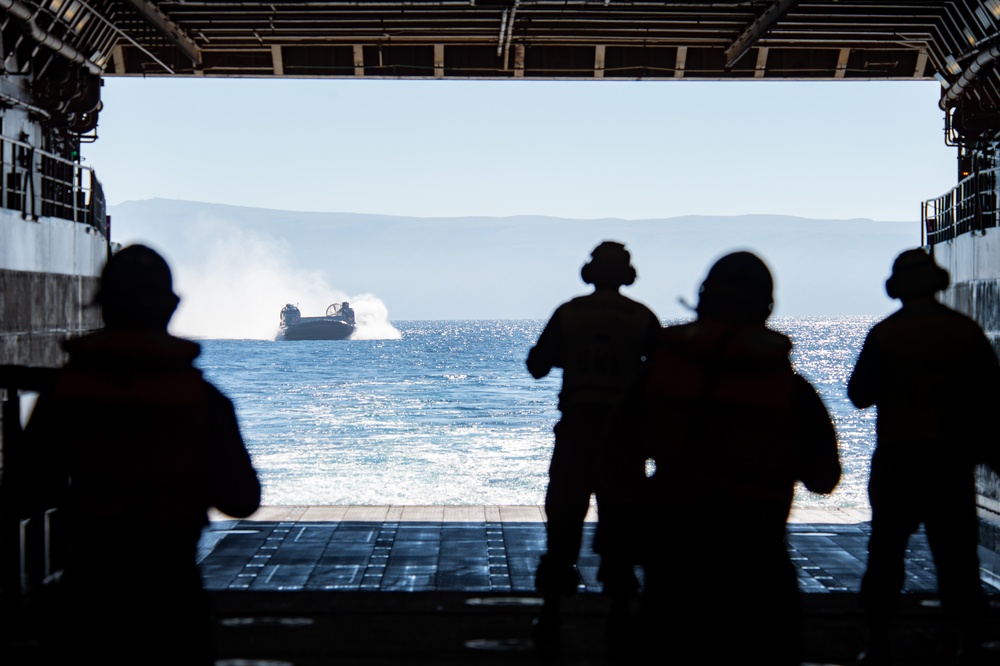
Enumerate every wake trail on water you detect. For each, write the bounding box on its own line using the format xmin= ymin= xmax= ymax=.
xmin=196 ymin=318 xmax=877 ymax=507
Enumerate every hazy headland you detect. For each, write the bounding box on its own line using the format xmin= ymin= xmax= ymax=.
xmin=108 ymin=198 xmax=921 ymax=340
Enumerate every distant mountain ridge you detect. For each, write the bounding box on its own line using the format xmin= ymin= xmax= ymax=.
xmin=108 ymin=198 xmax=920 ymax=338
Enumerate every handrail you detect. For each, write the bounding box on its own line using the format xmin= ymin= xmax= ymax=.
xmin=0 ymin=130 xmax=106 ymax=237
xmin=922 ymin=167 xmax=998 ymax=246
xmin=0 ymin=365 xmax=60 ymax=597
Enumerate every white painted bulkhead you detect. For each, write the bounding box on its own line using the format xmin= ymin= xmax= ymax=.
xmin=0 ymin=209 xmax=106 ymax=277
xmin=931 ymin=227 xmax=1000 ymax=284
xmin=0 ymin=210 xmax=107 ymax=367
xmin=932 ymin=227 xmax=1000 ymax=342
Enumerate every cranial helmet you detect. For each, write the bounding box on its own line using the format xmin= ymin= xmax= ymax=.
xmin=696 ymin=251 xmax=774 ymax=323
xmin=884 ymin=248 xmax=949 ymax=300
xmin=580 ymin=241 xmax=637 ymax=287
xmin=95 ymin=244 xmax=180 ymax=329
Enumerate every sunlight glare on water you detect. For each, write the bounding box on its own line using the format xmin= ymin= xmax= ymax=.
xmin=196 ymin=317 xmax=878 ymax=508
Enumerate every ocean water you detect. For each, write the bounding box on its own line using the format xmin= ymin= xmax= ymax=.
xmin=195 ymin=316 xmax=879 ymax=508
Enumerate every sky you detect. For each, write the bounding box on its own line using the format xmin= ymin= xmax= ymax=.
xmin=86 ymin=76 xmax=954 ymax=331
xmin=85 ymin=76 xmax=957 ymax=222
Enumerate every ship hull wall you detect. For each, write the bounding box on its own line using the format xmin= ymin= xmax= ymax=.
xmin=0 ymin=209 xmax=106 ymax=367
xmin=929 ymin=229 xmax=1000 ymax=585
xmin=932 ymin=227 xmax=1000 ymax=339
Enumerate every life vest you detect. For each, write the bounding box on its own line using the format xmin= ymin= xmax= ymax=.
xmin=642 ymin=320 xmax=798 ymax=518
xmin=554 ymin=292 xmax=657 ymax=410
xmin=41 ymin=330 xmax=216 ymax=531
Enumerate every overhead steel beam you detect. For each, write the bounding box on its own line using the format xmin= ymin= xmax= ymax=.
xmin=353 ymin=44 xmax=364 ymax=76
xmin=271 ymin=44 xmax=284 ymax=76
xmin=121 ymin=0 xmax=202 ymax=67
xmin=725 ymin=0 xmax=800 ymax=68
xmin=914 ymin=49 xmax=929 ymax=78
xmin=754 ymin=46 xmax=769 ymax=78
xmin=674 ymin=45 xmax=687 ymax=79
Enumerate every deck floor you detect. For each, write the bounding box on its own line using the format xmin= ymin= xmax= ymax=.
xmin=8 ymin=506 xmax=1000 ymax=665
xmin=190 ymin=506 xmax=1000 ymax=665
xmin=199 ymin=506 xmax=902 ymax=594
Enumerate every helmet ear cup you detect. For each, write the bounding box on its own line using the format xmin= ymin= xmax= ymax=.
xmin=885 ymin=250 xmax=950 ymax=300
xmin=622 ymin=265 xmax=637 ymax=287
xmin=885 ymin=278 xmax=898 ymax=300
xmin=581 ymin=262 xmax=594 ymax=285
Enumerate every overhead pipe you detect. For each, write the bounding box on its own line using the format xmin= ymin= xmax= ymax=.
xmin=496 ymin=9 xmax=508 ymax=57
xmin=502 ymin=0 xmax=519 ymax=71
xmin=0 ymin=0 xmax=102 ymax=75
xmin=725 ymin=0 xmax=799 ymax=68
xmin=940 ymin=41 xmax=1000 ymax=110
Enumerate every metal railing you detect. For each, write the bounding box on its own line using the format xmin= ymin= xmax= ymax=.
xmin=0 ymin=366 xmax=61 ymax=597
xmin=923 ymin=168 xmax=999 ymax=246
xmin=0 ymin=132 xmax=106 ymax=237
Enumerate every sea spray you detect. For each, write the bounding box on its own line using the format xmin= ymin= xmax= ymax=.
xmin=142 ymin=216 xmax=401 ymax=340
xmin=161 ymin=219 xmax=345 ymax=339
xmin=350 ymin=293 xmax=402 ymax=340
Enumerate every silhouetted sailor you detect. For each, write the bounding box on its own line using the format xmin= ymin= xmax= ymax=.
xmin=848 ymin=248 xmax=1000 ymax=666
xmin=22 ymin=244 xmax=262 ymax=665
xmin=637 ymin=251 xmax=840 ymax=665
xmin=526 ymin=240 xmax=660 ymax=645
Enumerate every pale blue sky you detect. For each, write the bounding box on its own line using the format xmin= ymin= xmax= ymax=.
xmin=87 ymin=77 xmax=955 ymax=222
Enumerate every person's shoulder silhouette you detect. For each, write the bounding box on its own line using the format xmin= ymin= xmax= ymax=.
xmin=22 ymin=244 xmax=260 ymax=665
xmin=638 ymin=251 xmax=840 ymax=666
xmin=527 ymin=240 xmax=660 ymax=646
xmin=848 ymin=248 xmax=999 ymax=666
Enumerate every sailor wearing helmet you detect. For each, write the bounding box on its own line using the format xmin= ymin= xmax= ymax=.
xmin=849 ymin=248 xmax=1000 ymax=666
xmin=526 ymin=240 xmax=661 ymax=645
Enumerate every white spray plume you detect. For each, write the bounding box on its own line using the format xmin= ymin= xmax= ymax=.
xmin=154 ymin=218 xmax=397 ymax=340
xmin=349 ymin=293 xmax=402 ymax=340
